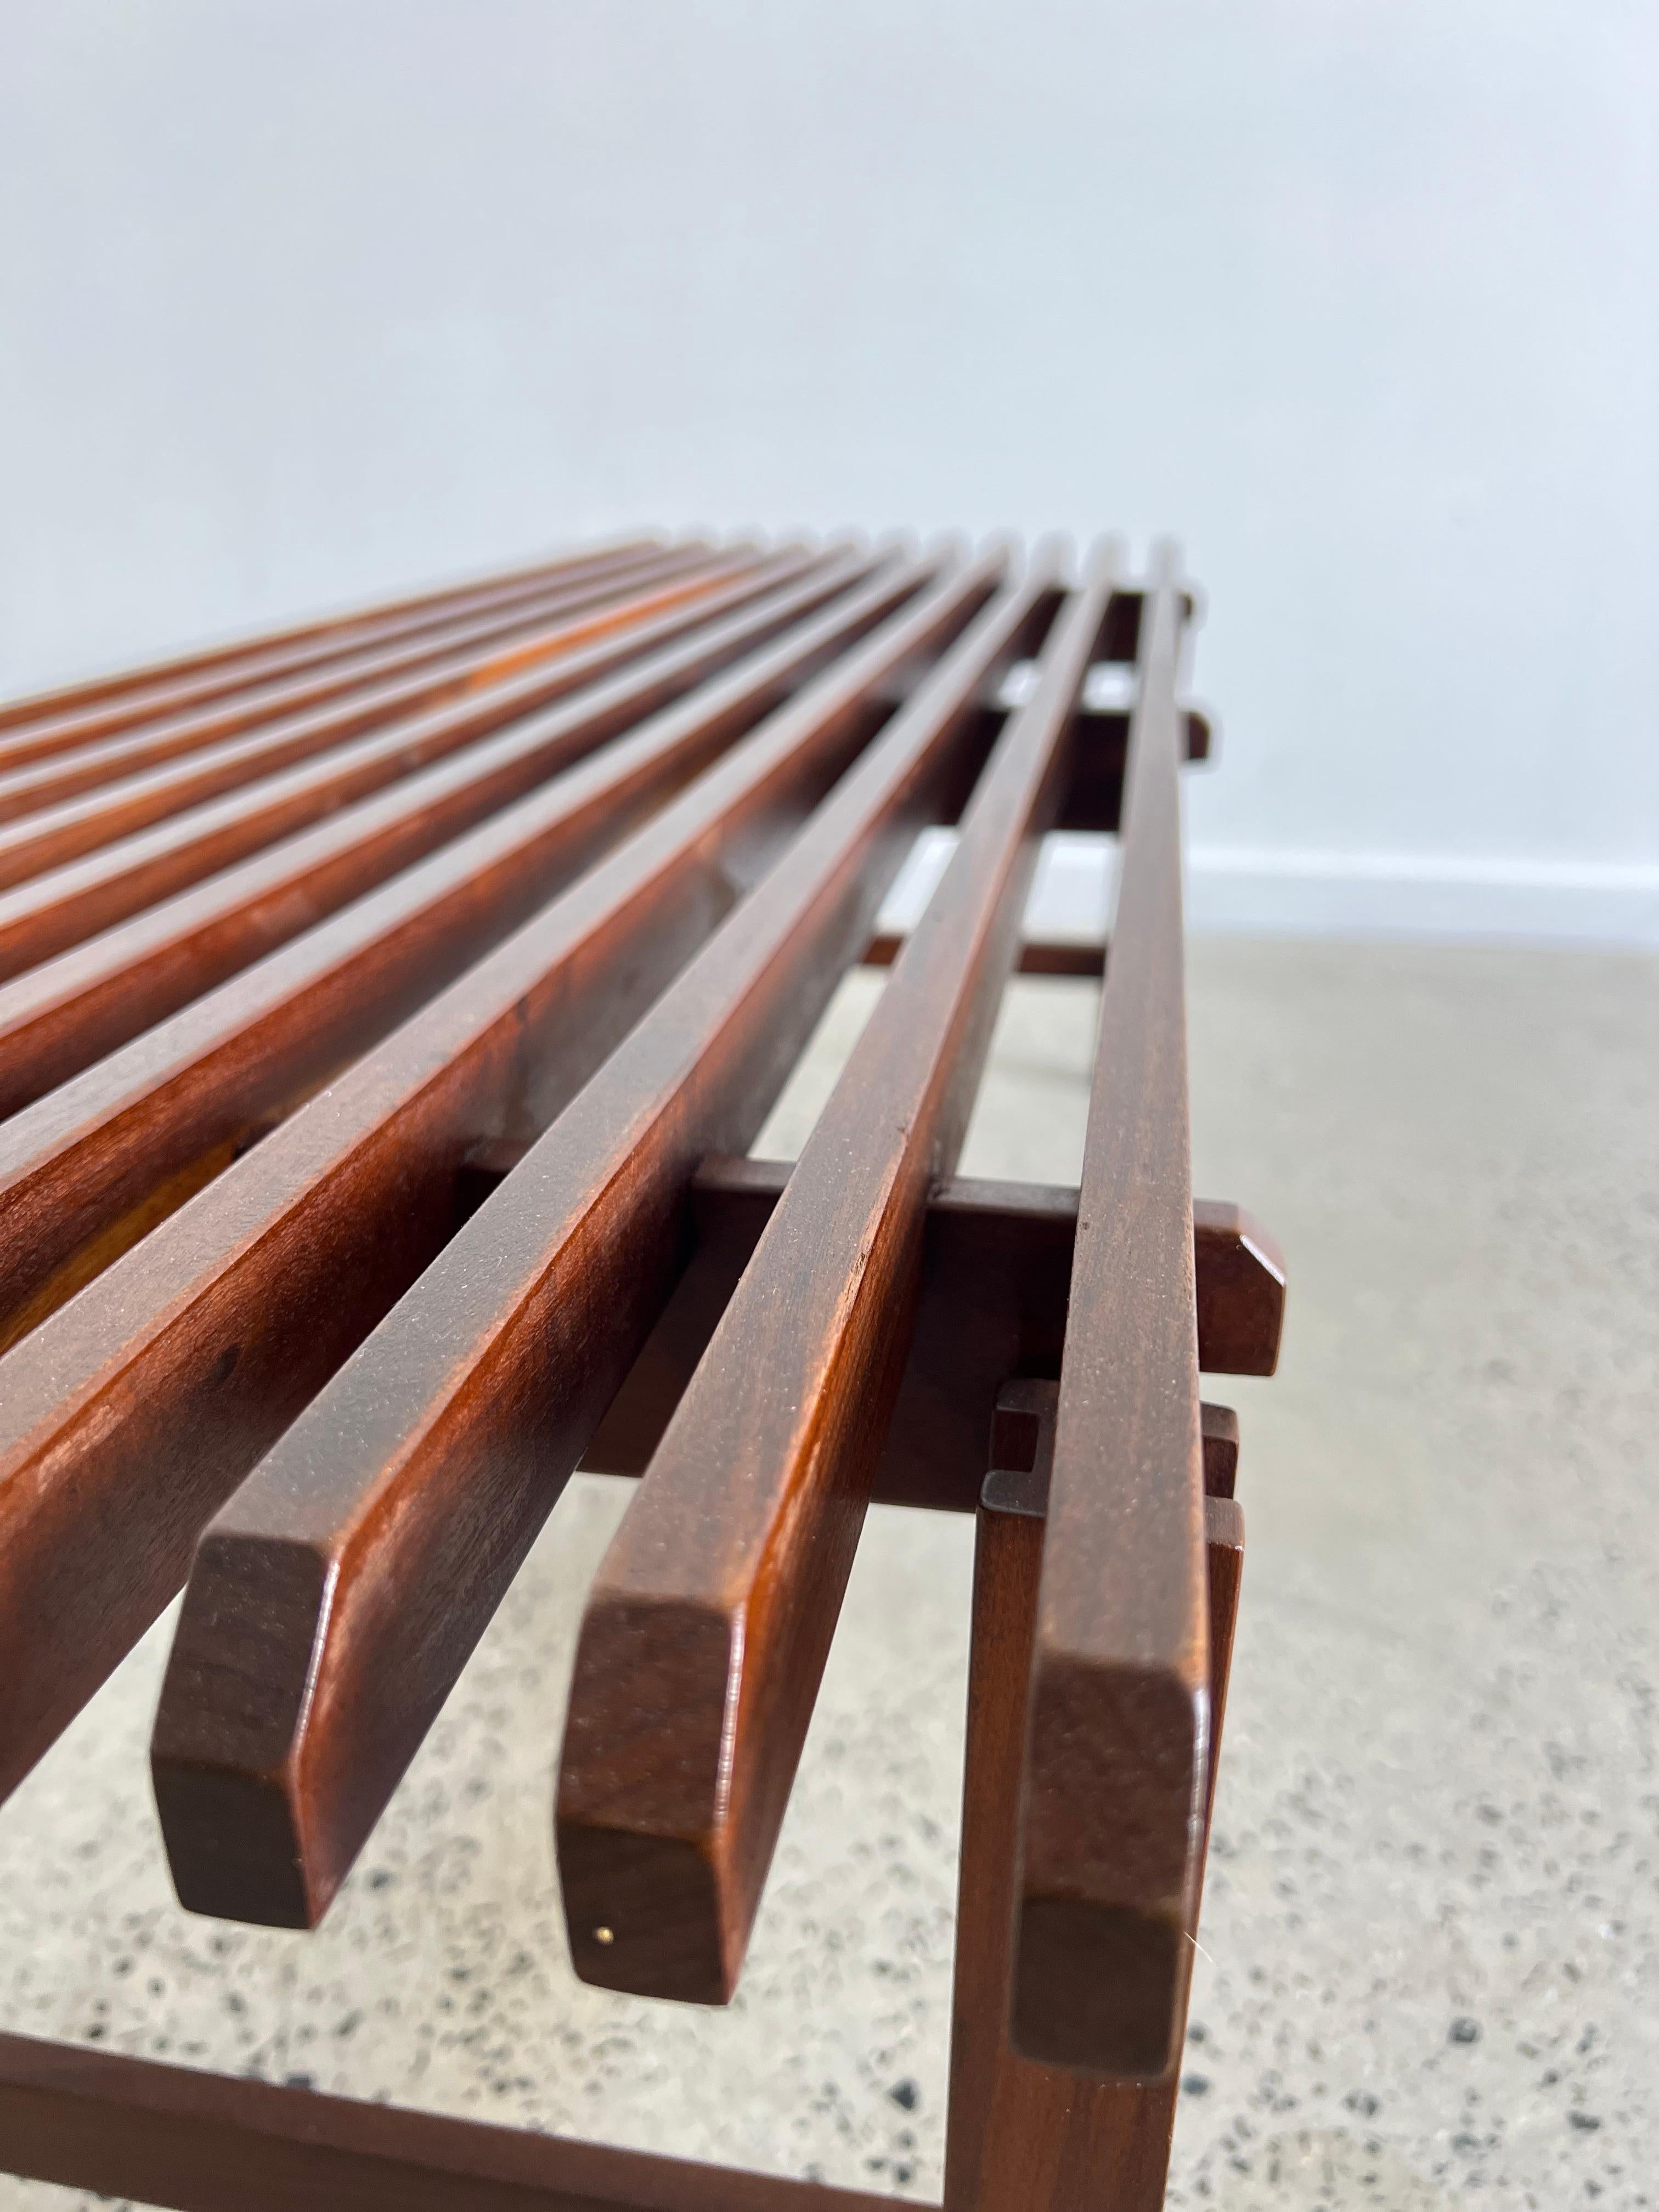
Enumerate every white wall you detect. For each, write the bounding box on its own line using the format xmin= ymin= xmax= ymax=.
xmin=2 ymin=1 xmax=1655 ymax=941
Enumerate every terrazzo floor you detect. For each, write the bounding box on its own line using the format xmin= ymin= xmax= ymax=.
xmin=0 ymin=938 xmax=1653 ymax=2208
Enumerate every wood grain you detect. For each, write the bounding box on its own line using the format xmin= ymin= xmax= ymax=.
xmin=0 ymin=549 xmax=830 ymax=986
xmin=0 ymin=531 xmax=1277 ymax=2211
xmin=0 ymin=533 xmax=659 ymax=749
xmin=144 ymin=557 xmax=1053 ymax=1929
xmin=0 ymin=555 xmax=996 ymax=1813
xmin=0 ymin=546 xmax=768 ymax=899
xmin=0 ymin=551 xmax=921 ymax=1340
xmin=0 ymin=549 xmax=877 ymax=1125
xmin=942 ymin=1391 xmax=1245 ymax=2209
xmin=1013 ymin=564 xmax=1210 ymax=2081
xmin=0 ymin=542 xmax=713 ymax=825
xmin=0 ymin=554 xmax=986 ymax=1816
xmin=555 ymin=551 xmax=1120 ymax=2003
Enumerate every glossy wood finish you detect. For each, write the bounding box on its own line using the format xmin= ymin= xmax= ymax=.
xmin=0 ymin=534 xmax=658 ymax=746
xmin=0 ymin=554 xmax=985 ymax=1815
xmin=0 ymin=541 xmax=715 ymax=824
xmin=943 ymin=1388 xmax=1245 ymax=2212
xmin=0 ymin=533 xmax=1281 ymax=2212
xmin=0 ymin=552 xmax=918 ymax=1343
xmin=0 ymin=548 xmax=806 ymax=978
xmin=0 ymin=549 xmax=874 ymax=1128
xmin=1013 ymin=566 xmax=1211 ymax=2082
xmin=554 ymin=554 xmax=1121 ymax=2003
xmin=145 ymin=557 xmax=1058 ymax=1931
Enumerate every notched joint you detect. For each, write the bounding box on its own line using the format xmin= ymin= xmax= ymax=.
xmin=985 ymin=1382 xmax=1242 ymax=1517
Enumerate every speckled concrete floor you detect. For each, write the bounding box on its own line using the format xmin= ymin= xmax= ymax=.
xmin=0 ymin=940 xmax=1654 ymax=2209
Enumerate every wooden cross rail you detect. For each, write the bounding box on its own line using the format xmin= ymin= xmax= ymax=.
xmin=0 ymin=531 xmax=1283 ymax=2212
xmin=572 ymin=1158 xmax=1281 ymax=1516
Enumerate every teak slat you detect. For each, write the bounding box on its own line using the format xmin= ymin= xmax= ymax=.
xmin=0 ymin=550 xmax=882 ymax=1124
xmin=1012 ymin=564 xmax=1208 ymax=2083
xmin=0 ymin=548 xmax=821 ymax=985
xmin=0 ymin=552 xmax=924 ymax=1340
xmin=0 ymin=535 xmax=659 ymax=752
xmin=0 ymin=541 xmax=714 ymax=823
xmin=555 ymin=549 xmax=1118 ymax=2004
xmin=942 ymin=1394 xmax=1245 ymax=2212
xmin=145 ymin=556 xmax=1050 ymax=1928
xmin=0 ymin=539 xmax=668 ymax=774
xmin=0 ymin=552 xmax=994 ymax=1814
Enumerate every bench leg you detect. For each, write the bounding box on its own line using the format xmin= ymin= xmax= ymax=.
xmin=943 ymin=1459 xmax=1244 ymax=2212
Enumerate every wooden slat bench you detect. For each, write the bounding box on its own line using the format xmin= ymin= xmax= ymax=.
xmin=0 ymin=532 xmax=1284 ymax=2211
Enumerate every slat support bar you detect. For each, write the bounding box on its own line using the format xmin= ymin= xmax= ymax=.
xmin=566 ymin=1152 xmax=1284 ymax=1509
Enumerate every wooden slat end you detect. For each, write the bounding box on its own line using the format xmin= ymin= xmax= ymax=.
xmin=150 ymin=1531 xmax=336 ymax=1932
xmin=1009 ymin=1891 xmax=1190 ymax=2082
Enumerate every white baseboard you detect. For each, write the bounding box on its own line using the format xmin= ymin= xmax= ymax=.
xmin=878 ymin=833 xmax=1659 ymax=951
xmin=1186 ymin=847 xmax=1659 ymax=947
